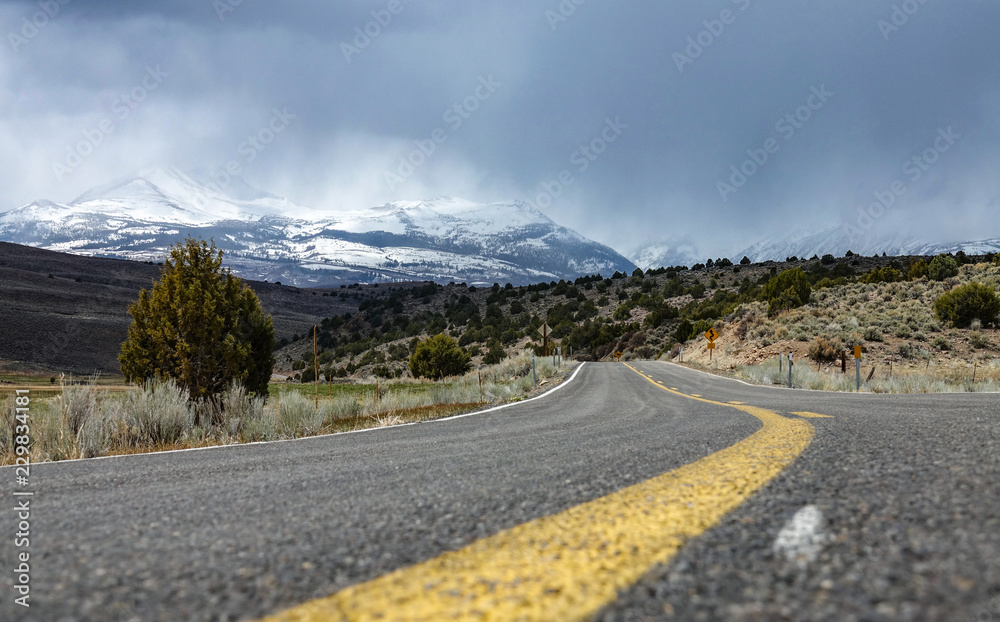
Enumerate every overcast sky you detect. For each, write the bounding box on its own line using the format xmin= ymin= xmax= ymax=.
xmin=2 ymin=0 xmax=999 ymax=257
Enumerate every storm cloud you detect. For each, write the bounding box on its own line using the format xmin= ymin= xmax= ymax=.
xmin=1 ymin=0 xmax=998 ymax=258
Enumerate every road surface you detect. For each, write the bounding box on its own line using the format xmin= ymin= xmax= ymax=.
xmin=1 ymin=362 xmax=998 ymax=621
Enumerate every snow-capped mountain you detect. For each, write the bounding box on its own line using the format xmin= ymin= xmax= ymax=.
xmin=0 ymin=168 xmax=636 ymax=286
xmin=629 ymin=239 xmax=703 ymax=271
xmin=733 ymin=227 xmax=1000 ymax=264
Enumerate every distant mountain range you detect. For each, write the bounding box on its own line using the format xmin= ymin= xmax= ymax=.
xmin=3 ymin=168 xmax=995 ymax=284
xmin=629 ymin=228 xmax=1000 ymax=270
xmin=0 ymin=168 xmax=637 ymax=287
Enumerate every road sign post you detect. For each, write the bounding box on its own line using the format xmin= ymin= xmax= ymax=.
xmin=705 ymin=328 xmax=718 ymax=361
xmin=854 ymin=345 xmax=862 ymax=391
xmin=538 ymin=323 xmax=550 ymax=356
xmin=788 ymin=352 xmax=793 ymax=388
xmin=532 ymin=355 xmax=537 ymax=388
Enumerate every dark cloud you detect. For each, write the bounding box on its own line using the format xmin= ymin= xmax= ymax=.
xmin=1 ymin=0 xmax=998 ymax=257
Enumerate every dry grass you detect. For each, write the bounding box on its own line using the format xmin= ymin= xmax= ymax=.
xmin=0 ymin=352 xmax=573 ymax=465
xmin=670 ymin=262 xmax=1000 ymax=393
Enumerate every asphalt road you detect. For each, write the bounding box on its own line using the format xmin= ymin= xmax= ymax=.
xmin=1 ymin=362 xmax=998 ymax=621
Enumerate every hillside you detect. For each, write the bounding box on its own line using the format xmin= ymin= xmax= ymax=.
xmin=274 ymin=251 xmax=1000 ymax=390
xmin=0 ymin=242 xmax=362 ymax=374
xmin=4 ymin=239 xmax=998 ymax=388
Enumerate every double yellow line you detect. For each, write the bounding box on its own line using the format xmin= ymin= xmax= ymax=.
xmin=261 ymin=364 xmax=815 ymax=621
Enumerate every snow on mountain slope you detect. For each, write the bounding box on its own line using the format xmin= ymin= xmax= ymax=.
xmin=629 ymin=239 xmax=703 ymax=270
xmin=733 ymin=226 xmax=1000 ymax=263
xmin=0 ymin=168 xmax=636 ymax=286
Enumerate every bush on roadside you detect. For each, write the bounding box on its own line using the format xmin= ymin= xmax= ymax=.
xmin=808 ymin=336 xmax=844 ymax=362
xmin=409 ymin=333 xmax=471 ymax=379
xmin=934 ymin=282 xmax=1000 ymax=328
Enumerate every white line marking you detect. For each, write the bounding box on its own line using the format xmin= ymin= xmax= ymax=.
xmin=772 ymin=505 xmax=828 ymax=568
xmin=3 ymin=364 xmax=587 ymax=468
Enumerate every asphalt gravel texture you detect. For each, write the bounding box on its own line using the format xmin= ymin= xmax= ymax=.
xmin=1 ymin=361 xmax=998 ymax=621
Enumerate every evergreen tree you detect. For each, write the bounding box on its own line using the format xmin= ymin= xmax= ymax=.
xmin=409 ymin=333 xmax=471 ymax=379
xmin=119 ymin=238 xmax=275 ymax=402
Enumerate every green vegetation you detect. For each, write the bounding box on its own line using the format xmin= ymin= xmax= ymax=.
xmin=934 ymin=282 xmax=1000 ymax=328
xmin=269 ymin=250 xmax=996 ymax=385
xmin=409 ymin=333 xmax=472 ymax=379
xmin=760 ymin=267 xmax=812 ymax=317
xmin=118 ymin=238 xmax=275 ymax=403
xmin=928 ymin=253 xmax=959 ymax=281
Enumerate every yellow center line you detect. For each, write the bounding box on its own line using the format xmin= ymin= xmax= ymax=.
xmin=728 ymin=401 xmax=746 ymax=405
xmin=259 ymin=364 xmax=814 ymax=622
xmin=790 ymin=411 xmax=834 ymax=419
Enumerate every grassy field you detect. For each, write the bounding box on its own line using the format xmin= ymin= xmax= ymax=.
xmin=0 ymin=353 xmax=570 ymax=465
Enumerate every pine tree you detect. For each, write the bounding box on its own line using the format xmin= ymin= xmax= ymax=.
xmin=119 ymin=238 xmax=275 ymax=404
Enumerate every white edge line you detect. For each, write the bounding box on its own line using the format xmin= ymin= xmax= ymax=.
xmin=3 ymin=363 xmax=587 ymax=469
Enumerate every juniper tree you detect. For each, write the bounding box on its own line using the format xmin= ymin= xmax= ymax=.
xmin=119 ymin=238 xmax=275 ymax=405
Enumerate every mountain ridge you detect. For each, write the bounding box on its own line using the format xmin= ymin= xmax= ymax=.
xmin=0 ymin=168 xmax=637 ymax=287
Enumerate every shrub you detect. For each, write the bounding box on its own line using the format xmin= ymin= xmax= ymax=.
xmin=409 ymin=333 xmax=471 ymax=379
xmin=674 ymin=319 xmax=694 ymax=343
xmin=927 ymin=254 xmax=959 ymax=281
xmin=969 ymin=332 xmax=993 ymax=350
xmin=863 ymin=326 xmax=883 ymax=342
xmin=482 ymin=338 xmax=506 ymax=365
xmin=907 ymin=259 xmax=928 ymax=280
xmin=808 ymin=336 xmax=844 ymax=362
xmin=933 ymin=336 xmax=951 ymax=351
xmin=862 ymin=267 xmax=902 ymax=284
xmin=934 ymin=282 xmax=1000 ymax=328
xmin=122 ymin=380 xmax=193 ymax=446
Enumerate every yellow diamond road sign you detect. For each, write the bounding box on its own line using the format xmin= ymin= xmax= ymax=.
xmin=705 ymin=328 xmax=719 ymax=342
